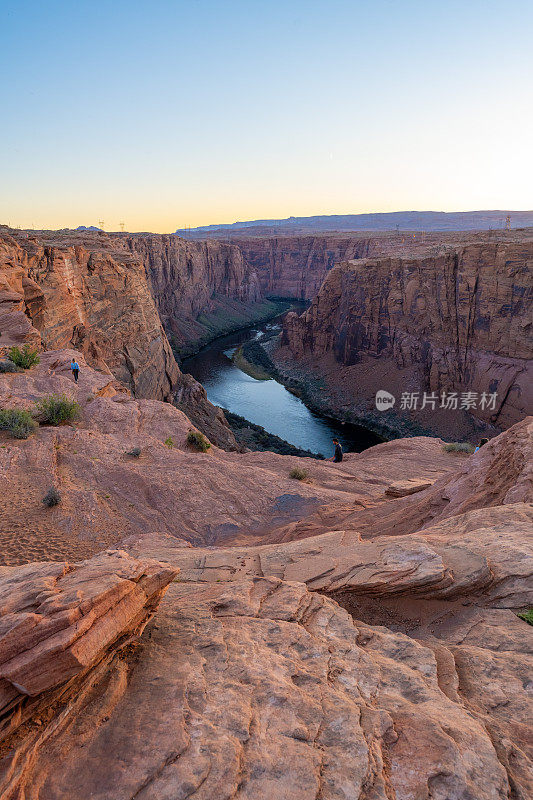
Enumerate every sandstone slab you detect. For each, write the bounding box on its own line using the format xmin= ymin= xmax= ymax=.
xmin=1 ymin=577 xmax=526 ymax=800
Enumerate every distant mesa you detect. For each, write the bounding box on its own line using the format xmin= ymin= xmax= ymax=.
xmin=175 ymin=209 xmax=533 ymax=237
xmin=75 ymin=225 xmax=102 ymax=231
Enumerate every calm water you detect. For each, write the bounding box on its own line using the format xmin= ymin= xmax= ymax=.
xmin=183 ymin=315 xmax=382 ymax=457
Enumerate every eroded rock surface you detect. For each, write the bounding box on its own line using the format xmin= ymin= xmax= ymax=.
xmin=0 ymin=353 xmax=462 ymax=563
xmin=0 ymin=347 xmax=531 ymax=798
xmin=0 ymin=227 xmax=180 ymax=400
xmin=2 ymin=576 xmax=530 ymax=800
xmin=0 ymin=227 xmax=246 ymax=448
xmin=0 ymin=548 xmax=176 ymax=798
xmin=280 ymin=235 xmax=533 ymax=433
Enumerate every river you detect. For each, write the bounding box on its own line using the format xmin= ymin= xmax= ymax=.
xmin=182 ymin=314 xmax=382 ymax=457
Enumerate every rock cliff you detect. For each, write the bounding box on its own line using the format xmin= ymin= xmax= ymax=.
xmin=126 ymin=234 xmax=263 ymax=355
xmin=234 ymin=234 xmax=384 ymax=299
xmin=0 ymin=226 xmax=179 ymax=400
xmin=281 ymin=237 xmax=533 ymax=432
xmin=0 ymin=227 xmax=241 ymax=447
xmin=0 ymin=350 xmax=531 ymax=798
xmin=212 ymin=229 xmax=517 ymax=300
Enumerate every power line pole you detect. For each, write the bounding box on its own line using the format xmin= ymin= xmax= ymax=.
xmin=98 ymin=219 xmax=105 ymax=231
xmin=119 ymin=221 xmax=125 ymax=232
xmin=505 ymin=215 xmax=511 ymax=231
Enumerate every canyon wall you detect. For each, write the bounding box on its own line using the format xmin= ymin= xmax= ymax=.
xmin=234 ymin=234 xmax=385 ymax=299
xmin=0 ymin=227 xmax=254 ymax=448
xmin=127 ymin=234 xmax=263 ymax=354
xmin=0 ymin=227 xmax=179 ymax=400
xmin=231 ymin=230 xmax=499 ymax=300
xmin=281 ymin=238 xmax=533 ymax=430
xmin=0 ymin=228 xmax=268 ymax=390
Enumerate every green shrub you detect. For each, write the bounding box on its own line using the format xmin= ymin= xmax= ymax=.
xmin=517 ymin=609 xmax=533 ymax=626
xmin=34 ymin=393 xmax=80 ymax=425
xmin=0 ymin=408 xmax=38 ymax=439
xmin=0 ymin=360 xmax=22 ymax=373
xmin=443 ymin=442 xmax=475 ymax=454
xmin=127 ymin=447 xmax=142 ymax=458
xmin=8 ymin=344 xmax=40 ymax=369
xmin=289 ymin=466 xmax=309 ymax=481
xmin=186 ymin=430 xmax=211 ymax=452
xmin=42 ymin=487 xmax=61 ymax=507
xmin=164 ymin=436 xmax=174 ymax=448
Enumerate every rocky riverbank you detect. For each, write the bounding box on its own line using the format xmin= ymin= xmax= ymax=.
xmin=223 ymin=409 xmax=324 ymax=458
xmin=170 ymin=298 xmax=292 ymax=360
xmin=238 ymin=336 xmax=430 ymax=441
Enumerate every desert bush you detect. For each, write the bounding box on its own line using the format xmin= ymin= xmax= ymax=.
xmin=0 ymin=408 xmax=37 ymax=439
xmin=164 ymin=436 xmax=174 ymax=448
xmin=289 ymin=466 xmax=309 ymax=481
xmin=0 ymin=359 xmax=23 ymax=373
xmin=8 ymin=344 xmax=40 ymax=369
xmin=127 ymin=447 xmax=142 ymax=458
xmin=34 ymin=394 xmax=80 ymax=425
xmin=42 ymin=487 xmax=61 ymax=507
xmin=443 ymin=442 xmax=475 ymax=454
xmin=186 ymin=430 xmax=211 ymax=452
xmin=518 ymin=609 xmax=533 ymax=626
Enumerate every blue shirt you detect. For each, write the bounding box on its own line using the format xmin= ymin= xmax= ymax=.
xmin=70 ymin=362 xmax=79 ymax=370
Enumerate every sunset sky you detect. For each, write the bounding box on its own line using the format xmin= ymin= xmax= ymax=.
xmin=1 ymin=0 xmax=532 ymax=233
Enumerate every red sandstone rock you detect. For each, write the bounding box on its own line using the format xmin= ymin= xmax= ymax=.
xmin=0 ymin=549 xmax=176 ymax=763
xmin=281 ymin=237 xmax=533 ymax=431
xmin=0 ymin=353 xmax=531 ymax=798
xmin=1 ymin=576 xmax=529 ymax=799
xmin=0 ymin=228 xmax=241 ymax=448
xmin=0 ymin=352 xmax=462 ymax=564
xmin=0 ymin=227 xmax=180 ymax=400
xmin=127 ymin=234 xmax=261 ymax=350
xmin=385 ymin=478 xmax=434 ymax=496
xmin=123 ymin=503 xmax=533 ymax=608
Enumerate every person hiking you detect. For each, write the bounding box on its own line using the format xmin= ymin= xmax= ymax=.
xmin=329 ymin=438 xmax=343 ymax=463
xmin=70 ymin=359 xmax=80 ymax=383
xmin=474 ymin=437 xmax=489 ymax=453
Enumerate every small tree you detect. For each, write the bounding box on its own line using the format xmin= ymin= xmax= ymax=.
xmin=8 ymin=344 xmax=40 ymax=369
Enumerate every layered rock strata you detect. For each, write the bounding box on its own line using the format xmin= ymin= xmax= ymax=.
xmin=0 ymin=227 xmax=241 ymax=447
xmin=281 ymin=238 xmax=533 ymax=432
xmin=126 ymin=233 xmax=264 ymax=355
xmin=0 ymin=549 xmax=176 ymax=798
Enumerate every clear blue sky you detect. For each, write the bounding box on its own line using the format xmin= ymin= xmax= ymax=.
xmin=1 ymin=0 xmax=532 ymax=231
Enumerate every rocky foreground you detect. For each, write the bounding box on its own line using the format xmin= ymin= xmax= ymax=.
xmin=0 ymin=351 xmax=531 ymax=798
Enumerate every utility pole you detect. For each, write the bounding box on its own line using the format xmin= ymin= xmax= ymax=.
xmin=119 ymin=221 xmax=125 ymax=232
xmin=505 ymin=215 xmax=511 ymax=231
xmin=98 ymin=219 xmax=105 ymax=231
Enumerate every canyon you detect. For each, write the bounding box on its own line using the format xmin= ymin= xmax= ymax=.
xmin=0 ymin=219 xmax=532 ymax=798
xmin=2 ymin=224 xmax=531 ymax=443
